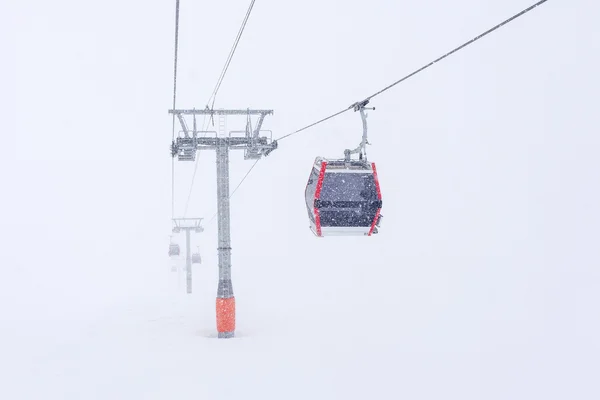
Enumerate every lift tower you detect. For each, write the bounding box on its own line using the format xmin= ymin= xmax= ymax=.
xmin=172 ymin=217 xmax=204 ymax=294
xmin=169 ymin=108 xmax=277 ymax=339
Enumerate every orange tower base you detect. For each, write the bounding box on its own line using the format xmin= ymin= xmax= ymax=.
xmin=216 ymin=297 xmax=235 ymax=338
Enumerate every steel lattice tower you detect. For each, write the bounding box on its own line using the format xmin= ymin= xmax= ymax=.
xmin=169 ymin=108 xmax=277 ymax=338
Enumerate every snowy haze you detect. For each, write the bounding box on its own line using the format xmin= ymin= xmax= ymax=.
xmin=4 ymin=0 xmax=600 ymax=398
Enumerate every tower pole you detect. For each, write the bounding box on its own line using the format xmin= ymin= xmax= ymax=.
xmin=185 ymin=227 xmax=192 ymax=294
xmin=216 ymin=138 xmax=235 ymax=338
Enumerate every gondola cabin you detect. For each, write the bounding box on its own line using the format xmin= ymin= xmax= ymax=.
xmin=304 ymin=157 xmax=383 ymax=237
xmin=169 ymin=243 xmax=180 ymax=257
xmin=192 ymin=252 xmax=202 ymax=264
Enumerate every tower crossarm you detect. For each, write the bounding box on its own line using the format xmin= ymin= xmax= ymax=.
xmin=169 ymin=109 xmax=273 ymax=116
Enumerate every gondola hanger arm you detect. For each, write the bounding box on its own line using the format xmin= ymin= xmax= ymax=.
xmin=345 ymin=100 xmax=376 ymax=161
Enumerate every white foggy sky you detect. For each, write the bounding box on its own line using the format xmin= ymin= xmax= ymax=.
xmin=4 ymin=0 xmax=600 ymax=398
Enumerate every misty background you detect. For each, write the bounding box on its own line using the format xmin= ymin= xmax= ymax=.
xmin=2 ymin=0 xmax=599 ymax=398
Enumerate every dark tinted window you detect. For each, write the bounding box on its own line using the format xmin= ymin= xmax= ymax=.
xmin=319 ymin=210 xmax=375 ymax=227
xmin=319 ymin=172 xmax=378 ymax=202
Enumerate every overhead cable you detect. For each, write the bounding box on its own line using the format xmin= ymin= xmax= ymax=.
xmin=274 ymin=0 xmax=550 ymax=142
xmin=171 ymin=0 xmax=181 ymax=220
xmin=207 ymin=0 xmax=256 ymax=109
xmin=183 ymin=0 xmax=257 ymax=217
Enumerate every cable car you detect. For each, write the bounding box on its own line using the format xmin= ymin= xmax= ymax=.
xmin=305 ymin=157 xmax=382 ymax=237
xmin=192 ymin=247 xmax=202 ymax=264
xmin=304 ymin=99 xmax=383 ymax=237
xmin=169 ymin=243 xmax=180 ymax=257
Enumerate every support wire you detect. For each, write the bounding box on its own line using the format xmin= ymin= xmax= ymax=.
xmin=274 ymin=0 xmax=550 ymax=142
xmin=171 ymin=0 xmax=181 ymax=220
